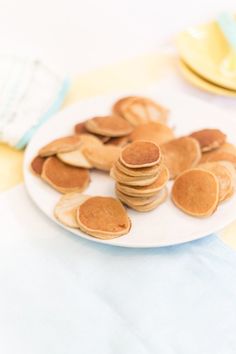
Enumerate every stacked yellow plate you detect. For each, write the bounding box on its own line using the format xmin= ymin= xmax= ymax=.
xmin=176 ymin=14 xmax=236 ymax=96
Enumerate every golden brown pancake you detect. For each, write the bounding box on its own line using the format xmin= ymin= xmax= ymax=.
xmin=200 ymin=151 xmax=236 ymax=167
xmin=31 ymin=155 xmax=47 ymax=176
xmin=113 ymin=96 xmax=168 ymax=126
xmin=110 ymin=165 xmax=159 ymax=186
xmin=54 ymin=193 xmax=90 ymax=228
xmin=120 ymin=141 xmax=161 ymax=168
xmin=116 ymin=165 xmax=169 ymax=196
xmin=42 ymin=157 xmax=90 ymax=193
xmin=84 ymin=145 xmax=121 ymax=171
xmin=190 ymin=129 xmax=226 ymax=152
xmin=85 ymin=115 xmax=133 ymax=137
xmin=115 ymin=158 xmax=161 ymax=177
xmin=130 ymin=122 xmax=174 ymax=145
xmin=74 ymin=122 xmax=110 ymax=143
xmin=57 ymin=133 xmax=103 ymax=169
xmin=198 ymin=162 xmax=233 ymax=202
xmin=117 ymin=187 xmax=168 ymax=212
xmin=76 ymin=196 xmax=131 ymax=239
xmin=219 ymin=142 xmax=236 ymax=155
xmin=57 ymin=149 xmax=93 ymax=168
xmin=106 ymin=135 xmax=131 ymax=147
xmin=39 ymin=135 xmax=82 ymax=157
xmin=172 ymin=168 xmax=219 ymax=217
xmin=74 ymin=122 xmax=88 ymax=134
xmin=161 ymin=137 xmax=201 ymax=179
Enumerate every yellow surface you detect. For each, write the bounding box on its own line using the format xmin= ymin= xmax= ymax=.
xmin=176 ymin=21 xmax=236 ymax=90
xmin=0 ymin=51 xmax=235 ymax=248
xmin=178 ymin=59 xmax=236 ymax=96
xmin=0 ymin=143 xmax=23 ymax=191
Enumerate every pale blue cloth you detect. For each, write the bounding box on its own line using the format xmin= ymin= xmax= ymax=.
xmin=0 ymin=186 xmax=236 ymax=354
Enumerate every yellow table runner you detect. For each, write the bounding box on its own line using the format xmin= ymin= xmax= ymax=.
xmin=1 ymin=52 xmax=235 ymax=248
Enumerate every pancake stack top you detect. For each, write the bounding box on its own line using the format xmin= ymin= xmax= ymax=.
xmin=110 ymin=141 xmax=169 ymax=211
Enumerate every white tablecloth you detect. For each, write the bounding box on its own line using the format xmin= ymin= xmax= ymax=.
xmin=1 ymin=185 xmax=236 ymax=354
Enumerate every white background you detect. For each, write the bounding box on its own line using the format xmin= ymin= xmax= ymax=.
xmin=0 ymin=0 xmax=235 ymax=75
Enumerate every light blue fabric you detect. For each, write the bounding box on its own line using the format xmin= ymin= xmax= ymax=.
xmin=0 ymin=186 xmax=236 ymax=354
xmin=15 ymin=78 xmax=70 ymax=149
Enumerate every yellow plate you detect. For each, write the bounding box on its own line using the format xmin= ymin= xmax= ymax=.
xmin=178 ymin=59 xmax=236 ymax=96
xmin=176 ymin=20 xmax=236 ymax=91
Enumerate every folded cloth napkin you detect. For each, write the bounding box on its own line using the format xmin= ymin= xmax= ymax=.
xmin=0 ymin=185 xmax=236 ymax=354
xmin=0 ymin=53 xmax=69 ymax=149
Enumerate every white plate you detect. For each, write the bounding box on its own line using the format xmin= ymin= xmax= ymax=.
xmin=24 ymin=86 xmax=236 ymax=248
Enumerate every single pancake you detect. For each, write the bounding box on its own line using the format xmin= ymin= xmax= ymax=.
xmin=117 ymin=187 xmax=168 ymax=212
xmin=115 ymin=158 xmax=161 ymax=177
xmin=120 ymin=141 xmax=161 ymax=168
xmin=172 ymin=168 xmax=219 ymax=217
xmin=57 ymin=133 xmax=103 ymax=168
xmin=115 ymin=165 xmax=169 ymax=196
xmin=200 ymin=151 xmax=236 ymax=167
xmin=57 ymin=149 xmax=93 ymax=168
xmin=39 ymin=135 xmax=82 ymax=157
xmin=74 ymin=122 xmax=110 ymax=142
xmin=42 ymin=157 xmax=90 ymax=193
xmin=76 ymin=196 xmax=131 ymax=239
xmin=198 ymin=162 xmax=233 ymax=202
xmin=190 ymin=129 xmax=226 ymax=152
xmin=54 ymin=193 xmax=90 ymax=228
xmin=110 ymin=165 xmax=159 ymax=186
xmin=219 ymin=142 xmax=236 ymax=155
xmin=31 ymin=155 xmax=47 ymax=176
xmin=106 ymin=135 xmax=131 ymax=147
xmin=113 ymin=96 xmax=168 ymax=126
xmin=130 ymin=122 xmax=174 ymax=145
xmin=84 ymin=145 xmax=121 ymax=171
xmin=85 ymin=115 xmax=133 ymax=137
xmin=161 ymin=137 xmax=201 ymax=179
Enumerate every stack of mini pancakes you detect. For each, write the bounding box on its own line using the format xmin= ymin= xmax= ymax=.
xmin=110 ymin=141 xmax=169 ymax=211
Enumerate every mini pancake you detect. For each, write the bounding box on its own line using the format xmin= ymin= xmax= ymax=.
xmin=85 ymin=115 xmax=133 ymax=137
xmin=42 ymin=157 xmax=90 ymax=194
xmin=116 ymin=188 xmax=165 ymax=206
xmin=172 ymin=168 xmax=219 ymax=217
xmin=110 ymin=165 xmax=159 ymax=186
xmin=116 ymin=165 xmax=169 ymax=196
xmin=129 ymin=122 xmax=174 ymax=145
xmin=200 ymin=143 xmax=236 ymax=164
xmin=57 ymin=134 xmax=103 ymax=169
xmin=117 ymin=187 xmax=168 ymax=212
xmin=31 ymin=155 xmax=47 ymax=176
xmin=54 ymin=193 xmax=90 ymax=228
xmin=106 ymin=135 xmax=131 ymax=147
xmin=115 ymin=158 xmax=161 ymax=177
xmin=198 ymin=162 xmax=233 ymax=202
xmin=189 ymin=129 xmax=226 ymax=152
xmin=120 ymin=141 xmax=161 ymax=168
xmin=74 ymin=122 xmax=110 ymax=143
xmin=113 ymin=96 xmax=168 ymax=126
xmin=161 ymin=137 xmax=201 ymax=179
xmin=84 ymin=145 xmax=121 ymax=171
xmin=39 ymin=135 xmax=82 ymax=157
xmin=74 ymin=122 xmax=88 ymax=134
xmin=200 ymin=151 xmax=236 ymax=167
xmin=57 ymin=149 xmax=93 ymax=168
xmin=76 ymin=196 xmax=131 ymax=239
xmin=218 ymin=161 xmax=236 ymax=189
